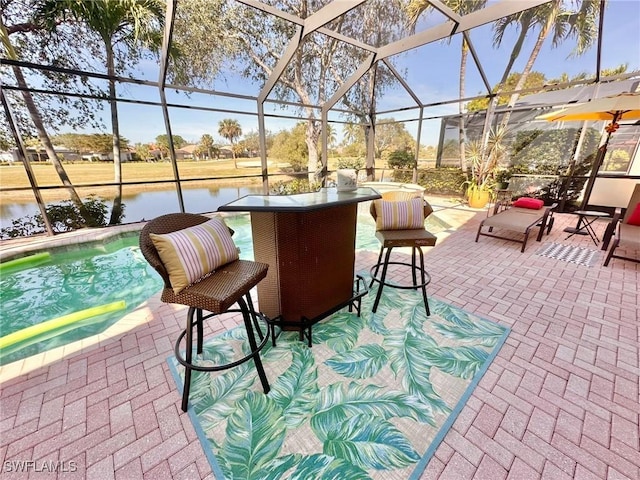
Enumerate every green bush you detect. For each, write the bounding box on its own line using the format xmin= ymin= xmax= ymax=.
xmin=509 ymin=127 xmax=600 ymax=175
xmin=387 ymin=149 xmax=416 ymax=170
xmin=269 ymin=179 xmax=321 ymax=195
xmin=336 ymin=157 xmax=364 ymax=170
xmin=392 ymin=167 xmax=467 ymax=196
xmin=0 ymin=195 xmax=122 ymax=239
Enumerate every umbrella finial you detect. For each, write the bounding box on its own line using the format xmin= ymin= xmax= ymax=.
xmin=605 ymin=122 xmax=620 ymax=133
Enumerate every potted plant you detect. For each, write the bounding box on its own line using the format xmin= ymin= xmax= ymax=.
xmin=464 ymin=127 xmax=509 ymax=208
xmin=495 ymin=169 xmax=511 ymax=190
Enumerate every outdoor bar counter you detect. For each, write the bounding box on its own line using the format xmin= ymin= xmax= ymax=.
xmin=218 ymin=187 xmax=381 ymax=343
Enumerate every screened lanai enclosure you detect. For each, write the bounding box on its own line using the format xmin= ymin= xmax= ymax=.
xmin=1 ymin=0 xmax=639 ymax=237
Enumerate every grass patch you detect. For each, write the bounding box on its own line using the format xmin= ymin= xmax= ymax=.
xmin=0 ymin=159 xmax=285 ymax=203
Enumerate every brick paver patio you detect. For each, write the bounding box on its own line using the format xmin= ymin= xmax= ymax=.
xmin=1 ymin=203 xmax=638 ymax=479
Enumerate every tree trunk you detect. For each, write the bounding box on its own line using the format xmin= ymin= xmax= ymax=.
xmin=500 ymin=23 xmax=550 ymax=129
xmin=305 ymin=119 xmax=320 ymax=183
xmin=364 ymin=122 xmax=375 ymax=181
xmin=231 ymin=142 xmax=237 ymax=169
xmin=459 ymin=38 xmax=468 ymax=172
xmin=481 ymin=23 xmax=531 ymax=153
xmin=106 ymin=42 xmax=123 ymax=225
xmin=11 ymin=65 xmax=85 ymax=210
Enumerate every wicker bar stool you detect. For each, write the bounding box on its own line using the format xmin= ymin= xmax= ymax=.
xmin=369 ymin=192 xmax=437 ymax=317
xmin=139 ymin=213 xmax=270 ymax=412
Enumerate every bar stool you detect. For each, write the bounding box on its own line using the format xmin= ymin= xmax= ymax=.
xmin=369 ymin=192 xmax=437 ymax=317
xmin=139 ymin=213 xmax=271 ymax=412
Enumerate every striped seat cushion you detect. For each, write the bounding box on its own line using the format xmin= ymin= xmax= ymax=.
xmin=374 ymin=196 xmax=425 ymax=231
xmin=150 ymin=217 xmax=239 ymax=294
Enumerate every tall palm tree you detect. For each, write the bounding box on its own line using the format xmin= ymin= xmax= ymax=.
xmin=199 ymin=134 xmax=215 ymax=160
xmin=406 ymin=0 xmax=487 ymax=172
xmin=37 ymin=0 xmax=164 ymax=225
xmin=496 ymin=0 xmax=599 ymax=128
xmin=1 ymin=21 xmax=85 ymax=212
xmin=218 ymin=119 xmax=242 ymax=169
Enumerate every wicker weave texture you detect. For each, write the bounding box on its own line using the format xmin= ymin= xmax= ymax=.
xmin=139 ymin=213 xmax=268 ymax=313
xmin=140 ymin=213 xmax=211 ymax=289
xmin=375 ymin=229 xmax=437 ymax=248
xmin=160 ymin=259 xmax=268 ymax=312
xmin=251 ymin=204 xmax=357 ymax=324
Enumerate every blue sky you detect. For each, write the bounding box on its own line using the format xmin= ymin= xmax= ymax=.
xmin=99 ymin=0 xmax=639 ymax=148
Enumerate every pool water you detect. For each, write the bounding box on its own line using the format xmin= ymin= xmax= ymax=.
xmin=0 ymin=212 xmax=449 ymax=365
xmin=0 ymin=234 xmax=163 ymax=365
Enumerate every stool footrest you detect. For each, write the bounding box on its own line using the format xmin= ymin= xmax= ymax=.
xmin=369 ymin=260 xmax=431 ymax=290
xmin=370 ymin=245 xmax=431 ymax=317
xmin=174 ymin=309 xmax=271 ymax=373
xmin=267 ymin=275 xmax=368 ymax=347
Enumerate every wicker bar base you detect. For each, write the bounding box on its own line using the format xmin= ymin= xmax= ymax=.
xmin=250 ymin=203 xmax=361 ymax=342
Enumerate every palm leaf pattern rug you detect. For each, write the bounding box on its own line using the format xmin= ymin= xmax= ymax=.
xmin=168 ymin=281 xmax=509 ymax=479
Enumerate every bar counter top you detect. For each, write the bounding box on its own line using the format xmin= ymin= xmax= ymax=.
xmin=218 ymin=187 xmax=381 ymax=213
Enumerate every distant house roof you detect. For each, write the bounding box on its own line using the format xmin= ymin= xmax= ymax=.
xmin=178 ymin=144 xmax=199 ymax=154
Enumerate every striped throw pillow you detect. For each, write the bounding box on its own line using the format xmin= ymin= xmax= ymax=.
xmin=150 ymin=217 xmax=239 ymax=294
xmin=374 ymin=196 xmax=425 ymax=231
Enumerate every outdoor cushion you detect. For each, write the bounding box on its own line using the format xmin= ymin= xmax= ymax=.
xmin=626 ymin=202 xmax=640 ymax=226
xmin=374 ymin=196 xmax=425 ymax=231
xmin=513 ymin=197 xmax=544 ymax=210
xmin=150 ymin=217 xmax=239 ymax=294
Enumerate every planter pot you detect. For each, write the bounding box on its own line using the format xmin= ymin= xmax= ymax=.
xmin=467 ymin=189 xmax=491 ymax=208
xmin=497 ymin=182 xmax=510 ymax=190
xmin=336 ymin=169 xmax=358 ymax=192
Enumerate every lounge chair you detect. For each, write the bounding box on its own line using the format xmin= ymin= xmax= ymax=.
xmin=475 ymin=198 xmax=557 ymax=252
xmin=603 ymin=183 xmax=640 ymax=266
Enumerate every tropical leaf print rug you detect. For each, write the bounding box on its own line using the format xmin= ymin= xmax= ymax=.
xmin=167 ymin=284 xmax=509 ymax=479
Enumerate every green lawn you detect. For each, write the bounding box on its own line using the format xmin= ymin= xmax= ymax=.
xmin=0 ymin=158 xmax=286 ymax=202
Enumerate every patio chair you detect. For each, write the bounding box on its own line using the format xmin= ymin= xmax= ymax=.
xmin=475 ymin=198 xmax=557 ymax=252
xmin=139 ymin=213 xmax=270 ymax=412
xmin=603 ymin=183 xmax=640 ymax=267
xmin=369 ymin=191 xmax=437 ymax=317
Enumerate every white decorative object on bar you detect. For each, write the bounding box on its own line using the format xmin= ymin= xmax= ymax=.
xmin=336 ymin=169 xmax=358 ymax=192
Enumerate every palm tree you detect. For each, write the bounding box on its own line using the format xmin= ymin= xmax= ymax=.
xmin=343 ymin=123 xmax=364 ymax=146
xmin=37 ymin=0 xmax=164 ymax=225
xmin=406 ymin=0 xmax=487 ymax=172
xmin=495 ymin=0 xmax=599 ymax=128
xmin=218 ymin=119 xmax=242 ymax=168
xmin=1 ymin=21 xmax=85 ymax=212
xmin=199 ymin=134 xmax=215 ymax=160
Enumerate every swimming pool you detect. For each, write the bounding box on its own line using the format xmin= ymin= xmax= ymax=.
xmin=0 ymin=211 xmax=449 ymax=365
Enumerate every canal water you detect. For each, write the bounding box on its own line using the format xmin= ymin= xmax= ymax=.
xmin=0 ymin=186 xmax=264 ymax=228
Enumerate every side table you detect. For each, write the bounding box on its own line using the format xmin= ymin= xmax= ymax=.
xmin=564 ymin=210 xmax=610 ymax=245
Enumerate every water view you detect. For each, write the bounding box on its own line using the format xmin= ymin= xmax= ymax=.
xmin=0 ymin=185 xmax=264 ymax=228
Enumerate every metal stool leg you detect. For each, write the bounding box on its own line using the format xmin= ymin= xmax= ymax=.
xmin=239 ymin=296 xmax=270 ymax=394
xmin=372 ymin=247 xmax=393 ymax=313
xmin=245 ymin=293 xmax=265 ymax=341
xmin=196 ymin=308 xmax=204 ymax=354
xmin=369 ymin=246 xmax=385 ymax=288
xmin=416 ymin=247 xmax=430 ymax=316
xmin=181 ymin=306 xmax=196 ymax=412
xmin=411 ymin=247 xmax=418 ymax=286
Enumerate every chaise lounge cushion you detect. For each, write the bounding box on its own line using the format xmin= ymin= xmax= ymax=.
xmin=475 ymin=201 xmax=556 ymax=252
xmin=150 ymin=217 xmax=239 ymax=294
xmin=626 ymin=202 xmax=640 ymax=226
xmin=618 ymin=223 xmax=640 ymax=249
xmin=512 ymin=197 xmax=544 ymax=210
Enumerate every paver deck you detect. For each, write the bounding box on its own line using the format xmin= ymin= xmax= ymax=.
xmin=1 ymin=202 xmax=638 ymax=479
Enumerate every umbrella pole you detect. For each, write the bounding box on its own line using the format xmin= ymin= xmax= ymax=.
xmin=578 ymin=111 xmax=622 ymax=211
xmin=563 ymin=112 xmax=621 ymax=237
